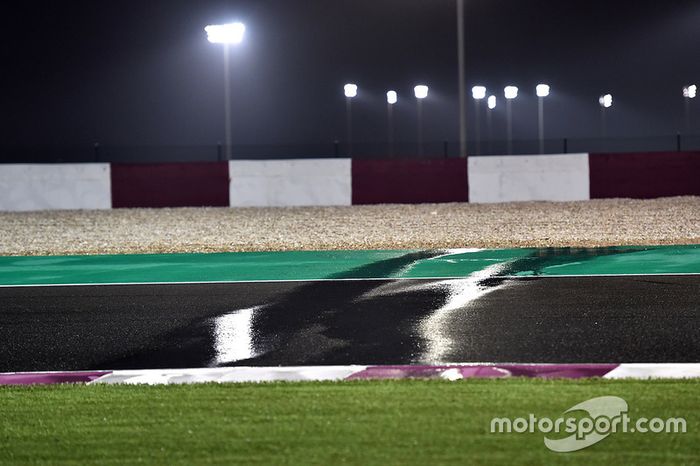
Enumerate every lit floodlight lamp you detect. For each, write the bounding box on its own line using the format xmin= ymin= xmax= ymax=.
xmin=414 ymin=85 xmax=429 ymax=99
xmin=599 ymin=94 xmax=613 ymax=108
xmin=504 ymin=86 xmax=518 ymax=99
xmin=683 ymin=84 xmax=697 ymax=99
xmin=344 ymin=83 xmax=358 ymax=98
xmin=536 ymin=84 xmax=550 ymax=97
xmin=387 ymin=90 xmax=398 ymax=104
xmin=487 ymin=95 xmax=496 ymax=109
xmin=471 ymin=86 xmax=486 ymax=100
xmin=205 ymin=22 xmax=245 ymax=44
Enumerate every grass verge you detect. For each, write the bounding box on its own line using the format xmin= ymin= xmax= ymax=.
xmin=1 ymin=378 xmax=698 ymax=465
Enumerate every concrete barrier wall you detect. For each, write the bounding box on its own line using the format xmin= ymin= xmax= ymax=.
xmin=229 ymin=159 xmax=351 ymax=207
xmin=1 ymin=153 xmax=699 ymax=210
xmin=0 ymin=163 xmax=111 ymax=211
xmin=352 ymin=159 xmax=468 ymax=204
xmin=468 ymin=154 xmax=590 ymax=203
xmin=111 ymin=162 xmax=229 ymax=208
xmin=589 ymin=152 xmax=700 ymax=199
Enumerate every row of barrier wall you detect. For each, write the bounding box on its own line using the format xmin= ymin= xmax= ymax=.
xmin=0 ymin=152 xmax=698 ymax=211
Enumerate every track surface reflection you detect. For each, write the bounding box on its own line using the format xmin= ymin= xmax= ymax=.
xmin=1 ymin=274 xmax=698 ymax=371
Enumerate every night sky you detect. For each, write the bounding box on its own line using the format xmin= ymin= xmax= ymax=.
xmin=2 ymin=0 xmax=699 ymax=150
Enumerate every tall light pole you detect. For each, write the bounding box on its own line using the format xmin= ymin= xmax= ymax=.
xmin=414 ymin=85 xmax=429 ymax=156
xmin=683 ymin=85 xmax=697 ymax=133
xmin=386 ymin=90 xmax=397 ymax=156
xmin=536 ymin=84 xmax=550 ymax=154
xmin=504 ymin=85 xmax=518 ymax=155
xmin=471 ymin=86 xmax=486 ymax=155
xmin=344 ymin=84 xmax=358 ymax=156
xmin=205 ymin=22 xmax=246 ymax=160
xmin=487 ymin=95 xmax=496 ymax=154
xmin=599 ymin=93 xmax=613 ymax=137
xmin=457 ymin=0 xmax=467 ymax=158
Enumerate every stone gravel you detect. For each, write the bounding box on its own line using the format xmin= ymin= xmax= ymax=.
xmin=0 ymin=197 xmax=698 ymax=256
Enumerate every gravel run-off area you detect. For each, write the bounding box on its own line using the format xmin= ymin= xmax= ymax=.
xmin=0 ymin=197 xmax=698 ymax=256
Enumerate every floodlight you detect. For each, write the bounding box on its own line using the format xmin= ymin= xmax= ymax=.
xmin=536 ymin=84 xmax=550 ymax=97
xmin=414 ymin=85 xmax=429 ymax=99
xmin=487 ymin=95 xmax=496 ymax=109
xmin=344 ymin=83 xmax=358 ymax=98
xmin=471 ymin=86 xmax=486 ymax=100
xmin=599 ymin=94 xmax=613 ymax=108
xmin=683 ymin=85 xmax=697 ymax=99
xmin=387 ymin=90 xmax=397 ymax=104
xmin=205 ymin=23 xmax=245 ymax=44
xmin=504 ymin=86 xmax=518 ymax=99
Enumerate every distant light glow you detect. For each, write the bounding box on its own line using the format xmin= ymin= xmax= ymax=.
xmin=683 ymin=85 xmax=697 ymax=99
xmin=536 ymin=84 xmax=550 ymax=98
xmin=387 ymin=90 xmax=397 ymax=104
xmin=414 ymin=85 xmax=429 ymax=99
xmin=599 ymin=94 xmax=613 ymax=108
xmin=344 ymin=83 xmax=358 ymax=98
xmin=487 ymin=95 xmax=497 ymax=109
xmin=504 ymin=86 xmax=518 ymax=99
xmin=205 ymin=23 xmax=245 ymax=44
xmin=471 ymin=86 xmax=486 ymax=100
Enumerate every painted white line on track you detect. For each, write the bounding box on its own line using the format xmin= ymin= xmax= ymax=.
xmin=0 ymin=272 xmax=699 ymax=288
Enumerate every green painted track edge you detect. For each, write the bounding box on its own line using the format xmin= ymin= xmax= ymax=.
xmin=0 ymin=245 xmax=699 ymax=286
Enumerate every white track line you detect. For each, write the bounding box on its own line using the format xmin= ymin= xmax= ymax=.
xmin=0 ymin=272 xmax=698 ymax=288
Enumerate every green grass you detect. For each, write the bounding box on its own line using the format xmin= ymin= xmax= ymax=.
xmin=1 ymin=379 xmax=698 ymax=465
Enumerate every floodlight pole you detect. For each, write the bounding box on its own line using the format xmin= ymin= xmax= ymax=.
xmin=457 ymin=0 xmax=467 ymax=158
xmin=417 ymin=98 xmax=424 ymax=156
xmin=535 ymin=85 xmax=550 ymax=153
xmin=223 ymin=44 xmax=232 ymax=160
xmin=506 ymin=98 xmax=513 ymax=155
xmin=206 ymin=23 xmax=245 ymax=160
xmin=346 ymin=97 xmax=353 ymax=157
xmin=538 ymin=96 xmax=544 ymax=154
xmin=685 ymin=97 xmax=691 ymax=133
xmin=598 ymin=94 xmax=612 ymax=138
xmin=474 ymin=99 xmax=481 ymax=155
xmin=601 ymin=107 xmax=607 ymax=138
xmin=387 ymin=102 xmax=394 ymax=156
xmin=486 ymin=105 xmax=493 ymax=155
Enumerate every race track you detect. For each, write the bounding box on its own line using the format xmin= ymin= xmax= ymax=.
xmin=1 ymin=246 xmax=698 ymax=372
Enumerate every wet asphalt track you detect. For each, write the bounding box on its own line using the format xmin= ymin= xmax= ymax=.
xmin=1 ymin=274 xmax=699 ymax=372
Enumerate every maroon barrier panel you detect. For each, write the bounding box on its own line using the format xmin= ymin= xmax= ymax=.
xmin=352 ymin=158 xmax=468 ymax=204
xmin=589 ymin=152 xmax=700 ymax=199
xmin=111 ymin=162 xmax=229 ymax=208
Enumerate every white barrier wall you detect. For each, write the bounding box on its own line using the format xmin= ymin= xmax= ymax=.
xmin=0 ymin=164 xmax=111 ymax=211
xmin=468 ymin=154 xmax=590 ymax=203
xmin=229 ymin=159 xmax=352 ymax=207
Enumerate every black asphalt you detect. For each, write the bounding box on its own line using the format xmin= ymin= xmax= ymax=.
xmin=0 ymin=275 xmax=698 ymax=371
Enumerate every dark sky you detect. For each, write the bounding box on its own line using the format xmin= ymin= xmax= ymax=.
xmin=2 ymin=0 xmax=699 ymax=148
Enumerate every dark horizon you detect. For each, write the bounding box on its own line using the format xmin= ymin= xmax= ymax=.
xmin=1 ymin=0 xmax=699 ymax=152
